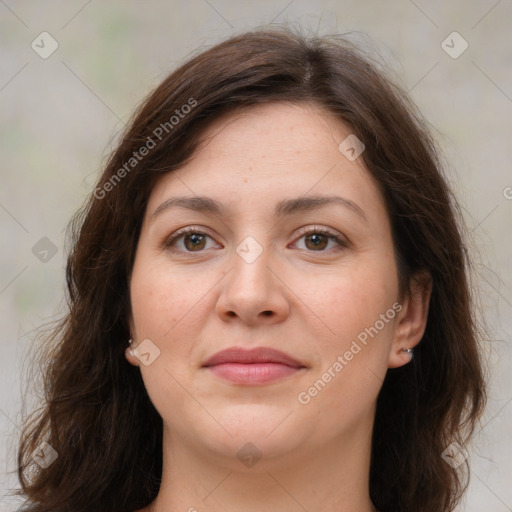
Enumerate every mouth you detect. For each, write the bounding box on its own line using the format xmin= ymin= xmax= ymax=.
xmin=202 ymin=346 xmax=307 ymax=385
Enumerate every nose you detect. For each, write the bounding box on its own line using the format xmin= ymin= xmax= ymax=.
xmin=215 ymin=244 xmax=290 ymax=326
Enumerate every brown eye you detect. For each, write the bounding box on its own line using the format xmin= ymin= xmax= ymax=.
xmin=294 ymin=228 xmax=346 ymax=252
xmin=165 ymin=228 xmax=218 ymax=253
xmin=183 ymin=233 xmax=206 ymax=251
xmin=304 ymin=233 xmax=329 ymax=251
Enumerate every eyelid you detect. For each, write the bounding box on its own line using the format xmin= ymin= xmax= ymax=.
xmin=293 ymin=225 xmax=343 ymax=239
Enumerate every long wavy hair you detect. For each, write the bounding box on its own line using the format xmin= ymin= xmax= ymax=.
xmin=15 ymin=27 xmax=486 ymax=512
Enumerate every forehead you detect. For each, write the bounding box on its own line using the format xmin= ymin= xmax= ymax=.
xmin=194 ymin=101 xmax=350 ymax=161
xmin=145 ymin=102 xmax=387 ymax=227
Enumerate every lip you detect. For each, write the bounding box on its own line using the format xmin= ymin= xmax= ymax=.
xmin=202 ymin=347 xmax=306 ymax=385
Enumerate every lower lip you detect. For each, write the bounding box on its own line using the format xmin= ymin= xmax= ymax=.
xmin=205 ymin=363 xmax=304 ymax=385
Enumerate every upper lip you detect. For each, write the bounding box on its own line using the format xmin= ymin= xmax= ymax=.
xmin=202 ymin=347 xmax=305 ymax=368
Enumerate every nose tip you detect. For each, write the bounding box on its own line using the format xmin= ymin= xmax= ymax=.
xmin=216 ymin=257 xmax=290 ymax=325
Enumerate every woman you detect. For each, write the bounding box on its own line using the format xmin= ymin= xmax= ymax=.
xmin=17 ymin=28 xmax=486 ymax=512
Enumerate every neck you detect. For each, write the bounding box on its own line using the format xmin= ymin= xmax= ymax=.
xmin=146 ymin=419 xmax=376 ymax=512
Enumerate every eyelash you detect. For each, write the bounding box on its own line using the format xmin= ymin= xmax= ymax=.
xmin=164 ymin=226 xmax=348 ymax=254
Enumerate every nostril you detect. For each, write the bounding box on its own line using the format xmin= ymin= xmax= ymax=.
xmin=262 ymin=311 xmax=273 ymax=316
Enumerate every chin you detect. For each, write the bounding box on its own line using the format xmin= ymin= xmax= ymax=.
xmin=173 ymin=404 xmax=305 ymax=463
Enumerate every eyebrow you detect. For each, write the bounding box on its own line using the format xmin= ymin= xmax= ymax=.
xmin=151 ymin=195 xmax=367 ymax=223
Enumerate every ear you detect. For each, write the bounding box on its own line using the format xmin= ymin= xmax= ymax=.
xmin=125 ymin=313 xmax=140 ymax=367
xmin=388 ymin=272 xmax=432 ymax=368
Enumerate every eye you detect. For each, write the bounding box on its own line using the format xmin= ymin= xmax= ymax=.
xmin=165 ymin=227 xmax=220 ymax=252
xmin=292 ymin=227 xmax=347 ymax=252
xmin=164 ymin=226 xmax=347 ymax=254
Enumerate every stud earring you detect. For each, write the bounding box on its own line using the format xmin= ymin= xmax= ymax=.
xmin=401 ymin=347 xmax=413 ymax=358
xmin=128 ymin=338 xmax=135 ymax=356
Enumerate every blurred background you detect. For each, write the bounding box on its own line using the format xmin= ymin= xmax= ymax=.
xmin=1 ymin=1 xmax=511 ymax=510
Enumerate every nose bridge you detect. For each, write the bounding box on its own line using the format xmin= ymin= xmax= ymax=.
xmin=216 ymin=234 xmax=289 ymax=323
xmin=233 ymin=237 xmax=270 ymax=289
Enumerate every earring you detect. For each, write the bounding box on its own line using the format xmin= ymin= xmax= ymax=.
xmin=128 ymin=338 xmax=135 ymax=356
xmin=402 ymin=347 xmax=413 ymax=358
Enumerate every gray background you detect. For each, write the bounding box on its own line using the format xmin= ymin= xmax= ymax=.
xmin=1 ymin=1 xmax=511 ymax=511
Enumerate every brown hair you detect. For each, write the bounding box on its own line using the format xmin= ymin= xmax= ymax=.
xmin=16 ymin=27 xmax=486 ymax=512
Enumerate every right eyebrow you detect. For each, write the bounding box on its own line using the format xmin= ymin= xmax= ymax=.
xmin=151 ymin=196 xmax=225 ymax=220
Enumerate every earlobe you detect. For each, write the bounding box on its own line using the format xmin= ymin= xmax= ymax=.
xmin=388 ymin=272 xmax=432 ymax=369
xmin=388 ymin=346 xmax=415 ymax=368
xmin=125 ymin=339 xmax=140 ymax=366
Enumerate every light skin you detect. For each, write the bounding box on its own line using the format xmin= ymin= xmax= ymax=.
xmin=126 ymin=102 xmax=432 ymax=512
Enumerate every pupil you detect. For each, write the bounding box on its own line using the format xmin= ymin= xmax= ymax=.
xmin=186 ymin=234 xmax=205 ymax=250
xmin=307 ymin=233 xmax=327 ymax=250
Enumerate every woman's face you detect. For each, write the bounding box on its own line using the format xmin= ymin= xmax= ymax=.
xmin=128 ymin=102 xmax=418 ymax=466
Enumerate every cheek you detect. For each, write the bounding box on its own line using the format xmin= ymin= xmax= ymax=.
xmin=129 ymin=261 xmax=201 ymax=417
xmin=295 ymin=260 xmax=398 ymax=345
xmin=296 ymin=272 xmax=398 ymax=429
xmin=130 ymin=257 xmax=199 ymax=337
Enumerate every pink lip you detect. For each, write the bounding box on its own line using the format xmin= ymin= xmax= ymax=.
xmin=202 ymin=347 xmax=306 ymax=385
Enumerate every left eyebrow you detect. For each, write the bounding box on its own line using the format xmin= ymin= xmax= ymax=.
xmin=150 ymin=194 xmax=367 ymax=223
xmin=274 ymin=195 xmax=368 ymax=223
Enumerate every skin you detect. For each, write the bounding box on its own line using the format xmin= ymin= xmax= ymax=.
xmin=126 ymin=102 xmax=431 ymax=512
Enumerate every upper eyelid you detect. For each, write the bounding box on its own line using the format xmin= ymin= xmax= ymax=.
xmin=294 ymin=225 xmax=342 ymax=238
xmin=166 ymin=226 xmax=218 ymax=245
xmin=168 ymin=226 xmax=218 ymax=241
